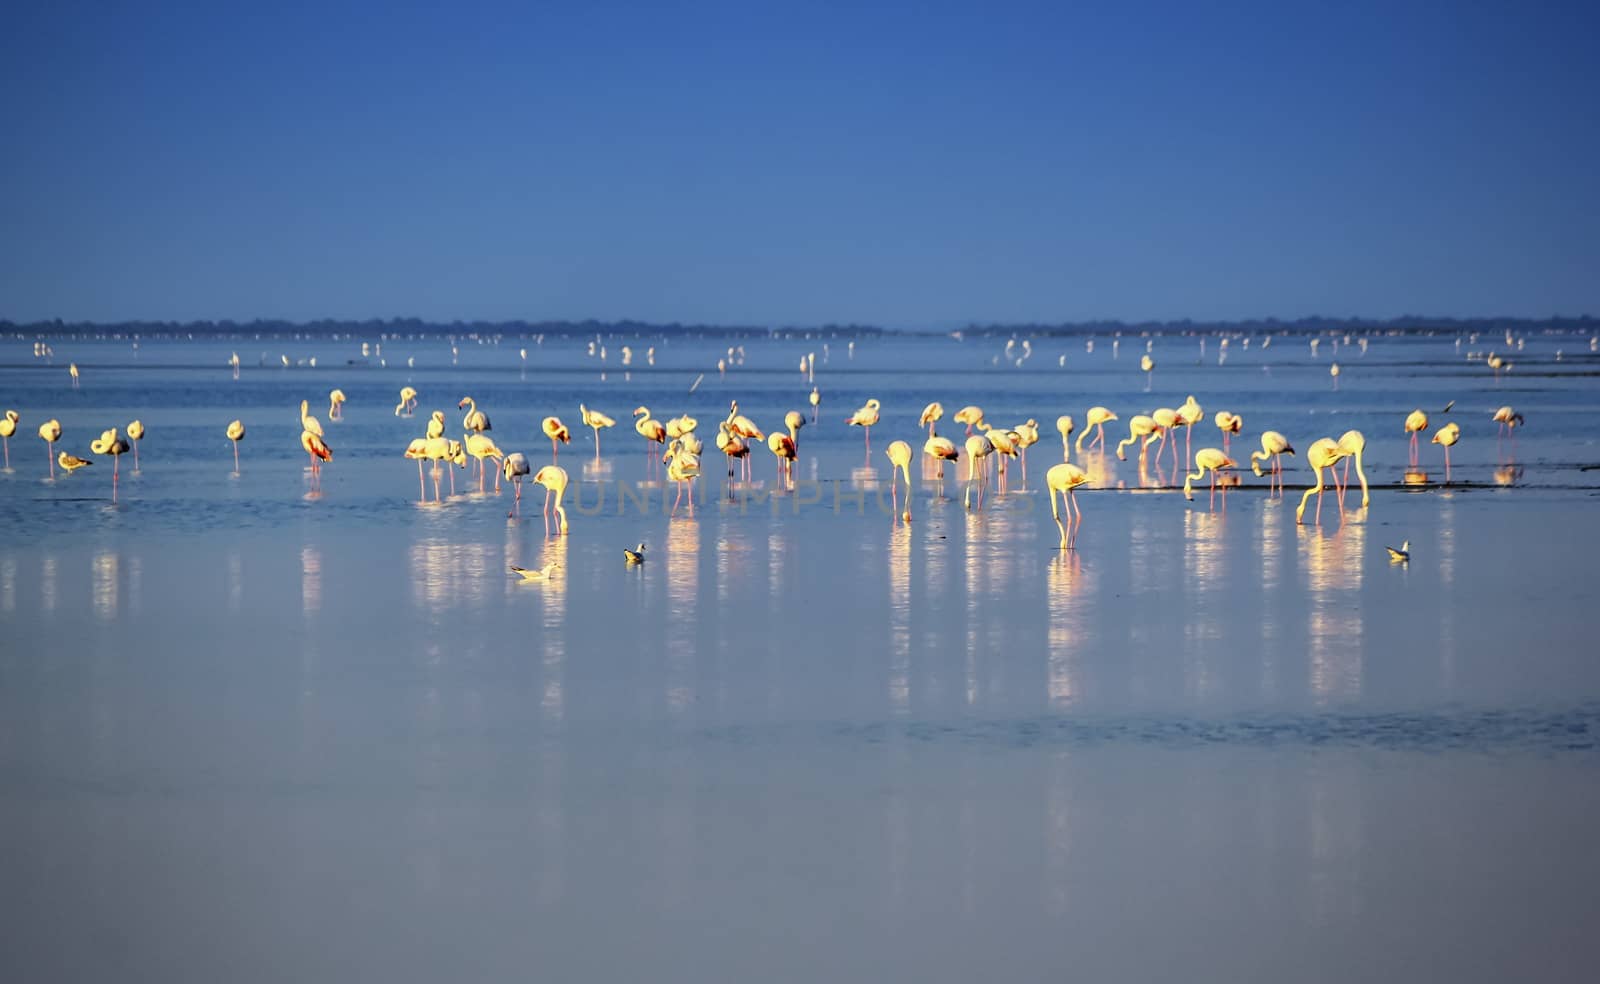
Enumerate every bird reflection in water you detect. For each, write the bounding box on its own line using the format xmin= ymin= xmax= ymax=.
xmin=537 ymin=536 xmax=568 ymax=723
xmin=1257 ymin=499 xmax=1284 ymax=698
xmin=1045 ymin=551 xmax=1089 ymax=708
xmin=1183 ymin=509 xmax=1226 ymax=698
xmin=888 ymin=522 xmax=912 ymax=716
xmin=227 ymin=548 xmax=244 ymax=614
xmin=1494 ymin=464 xmax=1522 ymax=486
xmin=301 ymin=544 xmax=322 ymax=616
xmin=92 ymin=551 xmax=118 ymax=621
xmin=1299 ymin=522 xmax=1366 ymax=701
xmin=1403 ymin=469 xmax=1430 ymax=487
xmin=665 ymin=517 xmax=699 ymax=716
xmin=0 ymin=555 xmax=16 ymax=614
xmin=41 ymin=555 xmax=58 ymax=615
xmin=409 ymin=537 xmax=496 ymax=614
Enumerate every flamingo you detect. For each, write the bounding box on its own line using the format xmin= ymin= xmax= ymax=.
xmin=328 ymin=389 xmax=346 ymax=420
xmin=1046 ymin=462 xmax=1089 ymax=549
xmin=784 ymin=410 xmax=805 ymax=446
xmin=90 ymin=427 xmax=131 ymax=489
xmin=126 ymin=419 xmax=144 ymax=471
xmin=1115 ymin=415 xmax=1158 ymax=461
xmin=1330 ymin=362 xmax=1341 ymax=387
xmin=634 ymin=407 xmax=667 ymax=470
xmin=581 ymin=404 xmax=616 ymax=455
xmin=68 ymin=363 xmax=79 ymax=388
xmin=301 ymin=429 xmax=332 ymax=476
xmin=395 ymin=387 xmax=418 ymax=416
xmin=300 ymin=400 xmax=324 ymax=441
xmin=503 ymin=452 xmax=531 ymax=514
xmin=1014 ymin=419 xmax=1040 ymax=483
xmin=809 ymin=387 xmax=820 ymax=424
xmin=984 ymin=425 xmax=1020 ymax=488
xmin=1249 ymin=431 xmax=1295 ymax=495
xmin=458 ymin=396 xmax=491 ymax=434
xmin=667 ymin=446 xmax=700 ymax=514
xmin=1151 ymin=408 xmax=1179 ymax=471
xmin=1056 ymin=415 xmax=1075 ymax=461
xmin=1213 ymin=411 xmax=1242 ymax=452
xmin=1334 ymin=430 xmax=1370 ymax=508
xmin=533 ymin=465 xmax=570 ymax=534
xmin=1295 ymin=438 xmax=1349 ymax=525
xmin=725 ymin=403 xmax=765 ymax=480
xmin=542 ymin=416 xmax=571 ymax=461
xmin=1183 ymin=448 xmax=1236 ymax=506
xmin=1404 ymin=409 xmax=1429 ymax=467
xmin=404 ymin=438 xmax=431 ymax=498
xmin=0 ymin=410 xmax=17 ymax=469
xmin=923 ymin=431 xmax=959 ymax=481
xmin=425 ymin=411 xmax=447 ymax=440
xmin=716 ymin=421 xmax=750 ymax=479
xmin=226 ymin=420 xmax=245 ymax=472
xmin=920 ymin=402 xmax=944 ymax=437
xmin=885 ymin=439 xmax=913 ymax=521
xmin=1077 ymin=407 xmax=1117 ymax=454
xmin=58 ymin=451 xmax=92 ymax=474
xmin=846 ymin=399 xmax=880 ymax=452
xmin=466 ymin=434 xmax=504 ymax=491
xmin=1140 ymin=354 xmax=1154 ymax=390
xmin=39 ymin=418 xmax=61 ymax=478
xmin=510 ymin=562 xmax=562 ymax=582
xmin=1175 ymin=395 xmax=1203 ymax=465
xmin=1492 ymin=406 xmax=1524 ymax=436
xmin=768 ymin=432 xmax=797 ymax=484
xmin=1432 ymin=422 xmax=1460 ymax=480
xmin=963 ymin=434 xmax=992 ymax=510
xmin=953 ymin=405 xmax=985 ymax=436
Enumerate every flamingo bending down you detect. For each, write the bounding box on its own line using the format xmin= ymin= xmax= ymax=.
xmin=1115 ymin=416 xmax=1158 ymax=461
xmin=1296 ymin=438 xmax=1349 ymax=525
xmin=1077 ymin=406 xmax=1117 ymax=454
xmin=534 ymin=465 xmax=570 ymax=535
xmin=923 ymin=432 xmax=959 ymax=481
xmin=920 ymin=402 xmax=944 ymax=437
xmin=1014 ymin=419 xmax=1040 ymax=483
xmin=395 ymin=387 xmax=418 ymax=416
xmin=963 ymin=434 xmax=992 ymax=510
xmin=1183 ymin=448 xmax=1236 ymax=506
xmin=885 ymin=440 xmax=913 ymax=521
xmin=953 ymin=405 xmax=985 ymax=436
xmin=1334 ymin=430 xmax=1370 ymax=508
xmin=667 ymin=448 xmax=700 ymax=514
xmin=1249 ymin=431 xmax=1294 ymax=494
xmin=1213 ymin=411 xmax=1242 ymax=452
xmin=503 ymin=452 xmax=531 ymax=514
xmin=1046 ymin=462 xmax=1089 ymax=549
xmin=329 ymin=389 xmax=346 ymax=420
xmin=846 ymin=399 xmax=881 ymax=451
xmin=1056 ymin=415 xmax=1075 ymax=461
xmin=226 ymin=420 xmax=245 ymax=473
xmin=1492 ymin=406 xmax=1524 ymax=436
xmin=1175 ymin=395 xmax=1203 ymax=465
xmin=466 ymin=434 xmax=504 ymax=491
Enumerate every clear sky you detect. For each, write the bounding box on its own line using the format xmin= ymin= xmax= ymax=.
xmin=2 ymin=0 xmax=1596 ymax=326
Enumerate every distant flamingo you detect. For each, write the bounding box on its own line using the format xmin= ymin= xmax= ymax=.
xmin=1014 ymin=419 xmax=1040 ymax=483
xmin=1175 ymin=395 xmax=1203 ymax=465
xmin=809 ymin=387 xmax=820 ymax=424
xmin=534 ymin=465 xmax=569 ymax=535
xmin=328 ymin=389 xmax=346 ymax=420
xmin=1492 ymin=406 xmax=1524 ymax=436
xmin=395 ymin=387 xmax=418 ymax=416
xmin=920 ymin=403 xmax=944 ymax=437
xmin=1140 ymin=354 xmax=1154 ymax=390
xmin=1046 ymin=462 xmax=1090 ymax=549
xmin=90 ymin=427 xmax=131 ymax=490
xmin=634 ymin=407 xmax=667 ymax=473
xmin=1077 ymin=407 xmax=1116 ymax=454
xmin=885 ymin=440 xmax=913 ymax=521
xmin=226 ymin=420 xmax=245 ymax=473
xmin=1213 ymin=411 xmax=1242 ymax=452
xmin=768 ymin=432 xmax=797 ymax=485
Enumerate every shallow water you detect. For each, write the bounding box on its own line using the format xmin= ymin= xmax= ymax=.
xmin=3 ymin=328 xmax=1599 ymax=981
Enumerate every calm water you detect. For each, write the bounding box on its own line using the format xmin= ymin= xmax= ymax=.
xmin=3 ymin=329 xmax=1599 ymax=981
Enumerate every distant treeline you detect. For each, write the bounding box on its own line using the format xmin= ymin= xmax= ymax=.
xmin=0 ymin=318 xmax=886 ymax=339
xmin=1 ymin=315 xmax=1594 ymax=338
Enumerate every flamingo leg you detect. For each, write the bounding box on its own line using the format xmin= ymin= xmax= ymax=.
xmin=232 ymin=443 xmax=239 ymax=474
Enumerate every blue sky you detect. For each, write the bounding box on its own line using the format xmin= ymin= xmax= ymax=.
xmin=2 ymin=0 xmax=1596 ymax=325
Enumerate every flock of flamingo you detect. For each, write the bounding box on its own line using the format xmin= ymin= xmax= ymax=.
xmin=0 ymin=377 xmax=1528 ymax=551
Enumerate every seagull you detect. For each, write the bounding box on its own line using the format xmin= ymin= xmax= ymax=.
xmin=509 ymin=562 xmax=562 ymax=582
xmin=1386 ymin=540 xmax=1410 ymax=564
xmin=624 ymin=543 xmax=647 ymax=565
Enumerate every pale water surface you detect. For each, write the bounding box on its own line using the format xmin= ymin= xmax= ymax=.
xmin=2 ymin=329 xmax=1599 ymax=981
